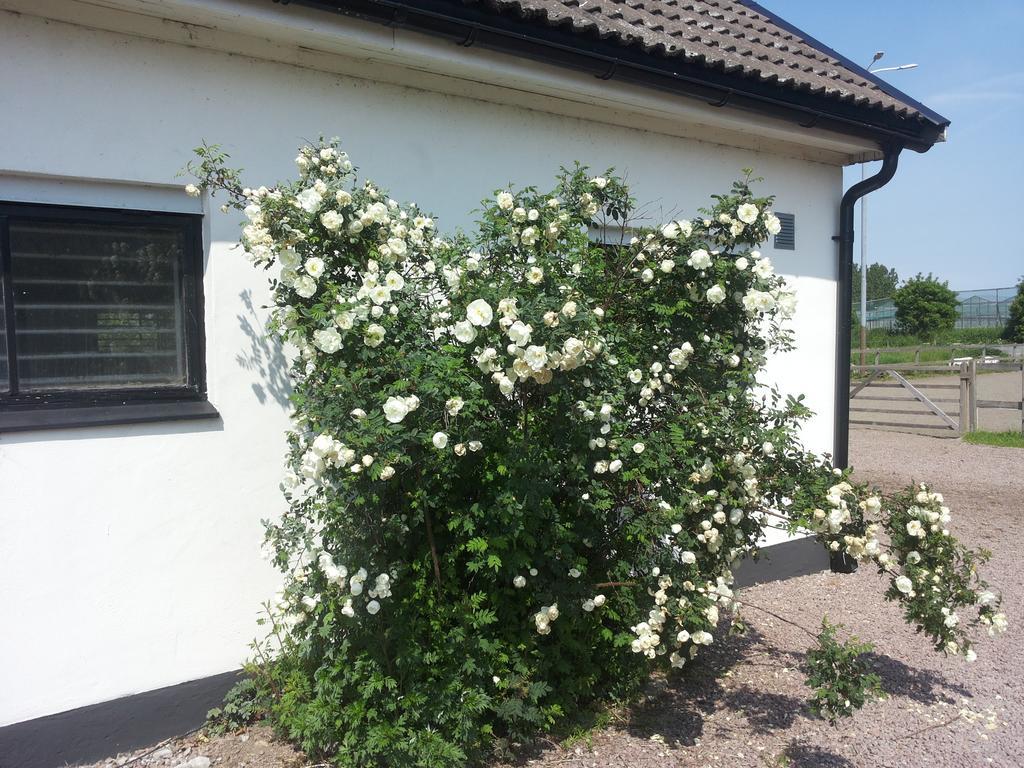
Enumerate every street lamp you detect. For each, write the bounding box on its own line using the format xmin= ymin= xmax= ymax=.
xmin=857 ymin=52 xmax=918 ymax=363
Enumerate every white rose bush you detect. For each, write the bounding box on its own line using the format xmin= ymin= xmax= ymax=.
xmin=186 ymin=140 xmax=1006 ymax=765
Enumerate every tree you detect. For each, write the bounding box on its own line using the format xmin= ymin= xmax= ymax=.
xmin=187 ymin=143 xmax=1005 ymax=767
xmin=851 ymin=262 xmax=899 ymax=305
xmin=893 ymin=273 xmax=958 ymax=338
xmin=1004 ymin=278 xmax=1024 ymax=342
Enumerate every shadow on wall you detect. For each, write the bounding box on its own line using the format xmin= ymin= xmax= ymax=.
xmin=235 ymin=289 xmax=291 ymax=409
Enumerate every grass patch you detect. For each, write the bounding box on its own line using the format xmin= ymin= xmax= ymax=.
xmin=555 ymin=708 xmax=615 ymax=750
xmin=963 ymin=431 xmax=1024 ymax=448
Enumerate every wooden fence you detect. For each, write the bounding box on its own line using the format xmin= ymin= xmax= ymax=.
xmin=854 ymin=342 xmax=1024 ymax=367
xmin=850 ymin=359 xmax=1024 ymax=435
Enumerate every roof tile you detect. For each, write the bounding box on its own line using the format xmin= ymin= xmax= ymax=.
xmin=460 ymin=0 xmax=930 ymax=120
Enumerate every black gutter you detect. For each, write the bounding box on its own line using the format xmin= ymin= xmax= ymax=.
xmin=283 ymin=0 xmax=948 ymax=152
xmin=832 ymin=145 xmax=902 ymax=469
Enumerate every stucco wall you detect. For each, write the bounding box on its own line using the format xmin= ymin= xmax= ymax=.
xmin=0 ymin=9 xmax=841 ymax=726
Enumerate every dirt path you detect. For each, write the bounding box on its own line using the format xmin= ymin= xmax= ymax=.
xmin=78 ymin=430 xmax=1023 ymax=768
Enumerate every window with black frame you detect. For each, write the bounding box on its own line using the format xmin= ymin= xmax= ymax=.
xmin=0 ymin=202 xmax=217 ymax=432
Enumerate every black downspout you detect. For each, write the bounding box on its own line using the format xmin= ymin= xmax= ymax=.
xmin=833 ymin=145 xmax=903 ymax=470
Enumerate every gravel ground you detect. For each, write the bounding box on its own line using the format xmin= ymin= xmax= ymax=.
xmin=77 ymin=429 xmax=1022 ymax=768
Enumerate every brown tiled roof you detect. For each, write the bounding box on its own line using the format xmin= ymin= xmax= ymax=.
xmin=463 ymin=0 xmax=942 ymax=124
xmin=307 ymin=0 xmax=948 ymax=148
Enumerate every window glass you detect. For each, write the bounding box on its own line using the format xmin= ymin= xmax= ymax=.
xmin=9 ymin=219 xmax=187 ymax=391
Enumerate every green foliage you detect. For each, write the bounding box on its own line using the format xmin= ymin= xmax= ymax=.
xmin=806 ymin=619 xmax=882 ymax=723
xmin=963 ymin=430 xmax=1024 ymax=448
xmin=206 ymin=677 xmax=272 ymax=736
xmin=893 ymin=274 xmax=959 ymax=338
xmin=185 ymin=141 xmax=1006 ymax=765
xmin=1003 ymin=278 xmax=1024 ymax=342
xmin=852 ymin=261 xmax=900 ymax=304
xmin=859 ymin=327 xmax=1004 ymax=348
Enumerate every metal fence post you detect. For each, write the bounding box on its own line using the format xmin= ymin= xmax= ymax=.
xmin=958 ymin=361 xmax=970 ymax=434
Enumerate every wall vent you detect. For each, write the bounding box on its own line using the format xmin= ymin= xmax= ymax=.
xmin=773 ymin=212 xmax=795 ymax=250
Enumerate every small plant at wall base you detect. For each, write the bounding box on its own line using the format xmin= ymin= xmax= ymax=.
xmin=186 ymin=141 xmax=1007 ymax=766
xmin=893 ymin=273 xmax=959 ymax=338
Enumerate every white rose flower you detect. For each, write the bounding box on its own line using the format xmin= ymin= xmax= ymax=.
xmin=752 ymin=257 xmax=774 ymax=279
xmin=906 ymin=519 xmax=925 ymax=538
xmin=681 ymin=551 xmax=697 ymax=564
xmin=521 ymin=227 xmax=539 ymax=246
xmin=526 ymin=265 xmax=544 ymax=284
xmin=705 ymin=285 xmax=727 ymax=304
xmin=453 ymin=320 xmax=477 ymax=343
xmin=736 ymin=203 xmax=759 ymax=224
xmin=735 ymin=256 xmax=749 ymax=271
xmin=508 ymin=320 xmax=533 ymax=346
xmin=335 ymin=189 xmax=353 ymax=206
xmin=687 ymin=249 xmax=712 ymax=270
xmin=446 ymin=397 xmax=464 ymax=416
xmin=497 ymin=191 xmax=514 ymax=210
xmin=513 ymin=575 xmax=526 ymax=588
xmin=660 ymin=221 xmax=680 ymax=239
xmin=295 ymin=188 xmax=323 ymax=213
xmin=432 ymin=431 xmax=449 ymax=449
xmin=365 ymin=600 xmax=381 ymax=615
xmin=894 ymin=575 xmax=914 ymax=595
xmin=320 ymin=210 xmax=344 ymax=231
xmin=609 ymin=459 xmax=623 ymax=473
xmin=382 ymin=396 xmax=410 ymax=424
xmin=304 ymin=257 xmax=325 ymax=278
xmin=641 ymin=268 xmax=654 ymax=283
xmin=466 ymin=299 xmax=494 ymax=327
xmin=184 ymin=183 xmax=201 ymax=198
xmin=364 ymin=323 xmax=386 ymax=348
xmin=312 ymin=328 xmax=342 ymax=354
xmin=590 ymin=176 xmax=608 ymax=189
xmin=293 ymin=276 xmax=317 ymax=298
xmin=660 ymin=259 xmax=675 ymax=273
xmin=384 ymin=270 xmax=405 ymax=291
xmin=379 ymin=465 xmax=395 ymax=480
xmin=468 ymin=440 xmax=483 ymax=452
xmin=765 ymin=212 xmax=782 ymax=235
xmin=524 ymin=345 xmax=548 ymax=371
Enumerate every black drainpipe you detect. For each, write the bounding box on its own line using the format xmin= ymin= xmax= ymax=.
xmin=833 ymin=145 xmax=903 ymax=470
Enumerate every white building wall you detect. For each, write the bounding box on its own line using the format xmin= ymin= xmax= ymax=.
xmin=0 ymin=8 xmax=840 ymax=727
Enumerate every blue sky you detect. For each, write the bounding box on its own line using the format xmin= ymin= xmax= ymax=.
xmin=769 ymin=0 xmax=1023 ymax=290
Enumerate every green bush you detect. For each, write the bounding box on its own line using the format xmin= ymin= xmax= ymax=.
xmin=187 ymin=141 xmax=1006 ymax=766
xmin=859 ymin=327 xmax=1004 ymax=348
xmin=893 ymin=274 xmax=958 ymax=338
xmin=1004 ymin=280 xmax=1024 ymax=342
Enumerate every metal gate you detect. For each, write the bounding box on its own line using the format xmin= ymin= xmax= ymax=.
xmin=849 ymin=363 xmax=969 ymax=435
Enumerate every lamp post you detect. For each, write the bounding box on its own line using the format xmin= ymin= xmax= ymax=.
xmin=857 ymin=53 xmax=919 ymax=365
